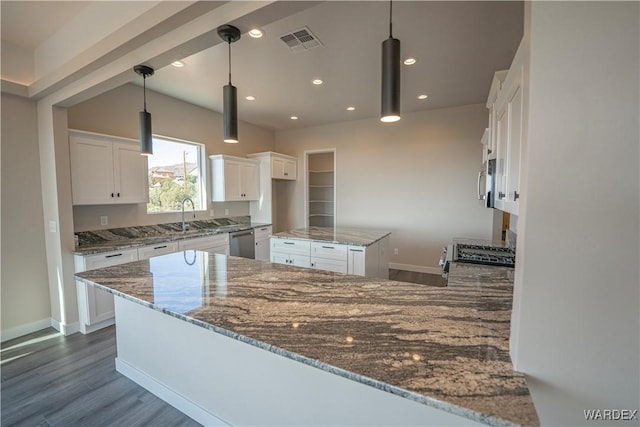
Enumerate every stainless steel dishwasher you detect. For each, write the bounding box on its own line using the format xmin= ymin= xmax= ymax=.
xmin=229 ymin=229 xmax=255 ymax=259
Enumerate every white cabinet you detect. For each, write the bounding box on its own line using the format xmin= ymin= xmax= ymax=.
xmin=248 ymin=152 xmax=297 ymax=181
xmin=137 ymin=241 xmax=180 ymax=260
xmin=254 ymin=226 xmax=272 ymax=261
xmin=210 ymin=155 xmax=259 ymax=201
xmin=310 ymin=242 xmax=348 ymax=274
xmin=69 ymin=129 xmax=148 ymax=205
xmin=74 ymin=248 xmax=138 ymax=333
xmin=493 ymin=40 xmax=527 ymax=215
xmin=485 ymin=71 xmax=508 ymax=161
xmin=179 ymin=233 xmax=229 ymax=255
xmin=271 ymin=238 xmax=311 ymax=267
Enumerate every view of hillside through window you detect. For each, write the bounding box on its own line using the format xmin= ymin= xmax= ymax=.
xmin=147 ymin=137 xmax=205 ymax=213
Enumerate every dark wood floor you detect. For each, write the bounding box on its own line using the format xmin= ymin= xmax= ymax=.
xmin=1 ymin=326 xmax=201 ymax=427
xmin=389 ymin=269 xmax=447 ymax=287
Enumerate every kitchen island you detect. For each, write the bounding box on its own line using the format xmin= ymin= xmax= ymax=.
xmin=75 ymin=252 xmax=538 ymax=427
xmin=271 ymin=226 xmax=391 ymax=278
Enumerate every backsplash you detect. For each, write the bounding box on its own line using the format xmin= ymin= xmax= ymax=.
xmin=75 ymin=216 xmax=251 ymax=247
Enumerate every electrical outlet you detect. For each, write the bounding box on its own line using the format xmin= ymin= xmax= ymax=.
xmin=393 ymin=248 xmax=399 ymax=256
xmin=100 ymin=216 xmax=108 ymax=226
xmin=224 ymin=209 xmax=229 ymax=216
xmin=210 ymin=209 xmax=215 ymax=217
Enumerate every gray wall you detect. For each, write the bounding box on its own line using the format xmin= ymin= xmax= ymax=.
xmin=67 ymin=84 xmax=276 ymax=231
xmin=275 ymin=104 xmax=494 ymax=271
xmin=1 ymin=93 xmax=51 ymax=337
xmin=512 ymin=2 xmax=639 ymax=425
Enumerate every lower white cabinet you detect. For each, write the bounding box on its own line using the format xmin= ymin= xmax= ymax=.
xmin=254 ymin=226 xmax=272 ymax=261
xmin=137 ymin=242 xmax=180 ymax=260
xmin=179 ymin=233 xmax=229 ymax=255
xmin=74 ymin=248 xmax=138 ymax=333
xmin=270 ymin=236 xmax=390 ymax=278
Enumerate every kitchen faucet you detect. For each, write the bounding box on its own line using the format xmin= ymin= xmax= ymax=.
xmin=181 ymin=197 xmax=196 ymax=232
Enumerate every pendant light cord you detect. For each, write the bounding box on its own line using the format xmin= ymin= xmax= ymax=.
xmin=143 ymin=75 xmax=147 ymax=112
xmin=228 ymin=41 xmax=232 ymax=85
xmin=389 ymin=0 xmax=393 ymax=38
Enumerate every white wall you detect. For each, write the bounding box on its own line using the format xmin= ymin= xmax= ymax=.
xmin=276 ymin=104 xmax=493 ymax=271
xmin=67 ymin=83 xmax=276 ymax=231
xmin=512 ymin=2 xmax=639 ymax=425
xmin=1 ymin=93 xmax=51 ymax=338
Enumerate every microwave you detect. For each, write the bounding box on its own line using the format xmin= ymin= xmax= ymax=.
xmin=478 ymin=158 xmax=496 ymax=208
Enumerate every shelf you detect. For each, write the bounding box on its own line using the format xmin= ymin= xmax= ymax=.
xmin=309 ymin=214 xmax=335 ymax=217
xmin=309 ymin=185 xmax=334 ymax=188
xmin=309 ymin=170 xmax=334 ymax=173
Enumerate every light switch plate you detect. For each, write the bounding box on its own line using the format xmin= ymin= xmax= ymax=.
xmin=224 ymin=209 xmax=229 ymax=215
xmin=100 ymin=216 xmax=108 ymax=226
xmin=49 ymin=220 xmax=57 ymax=233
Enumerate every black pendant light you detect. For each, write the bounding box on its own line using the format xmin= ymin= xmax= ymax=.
xmin=218 ymin=24 xmax=241 ymax=143
xmin=134 ymin=64 xmax=155 ymax=155
xmin=381 ymin=0 xmax=401 ymax=123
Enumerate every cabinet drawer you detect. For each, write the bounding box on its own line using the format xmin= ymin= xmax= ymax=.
xmin=179 ymin=234 xmax=229 ymax=251
xmin=311 ymin=257 xmax=347 ymax=274
xmin=254 ymin=226 xmax=272 ymax=241
xmin=271 ymin=238 xmax=311 ymax=256
xmin=311 ymin=242 xmax=348 ymax=261
xmin=137 ymin=242 xmax=180 ymax=260
xmin=82 ymin=248 xmax=138 ymax=272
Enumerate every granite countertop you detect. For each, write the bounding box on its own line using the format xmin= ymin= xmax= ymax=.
xmin=73 ymin=217 xmax=271 ymax=255
xmin=272 ymin=226 xmax=391 ymax=247
xmin=75 ymin=254 xmax=538 ymax=427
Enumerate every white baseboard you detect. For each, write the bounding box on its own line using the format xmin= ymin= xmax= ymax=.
xmin=50 ymin=318 xmax=80 ymax=336
xmin=388 ymin=263 xmax=442 ymax=275
xmin=1 ymin=318 xmax=52 ymax=342
xmin=116 ymin=358 xmax=228 ymax=427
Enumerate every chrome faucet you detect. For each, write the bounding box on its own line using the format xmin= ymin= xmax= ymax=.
xmin=181 ymin=197 xmax=196 ymax=232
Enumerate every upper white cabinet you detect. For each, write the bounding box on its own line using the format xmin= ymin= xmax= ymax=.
xmin=69 ymin=129 xmax=148 ymax=205
xmin=485 ymin=71 xmax=509 ymax=161
xmin=248 ymin=152 xmax=297 ymax=181
xmin=493 ymin=40 xmax=527 ymax=215
xmin=210 ymin=155 xmax=260 ymax=201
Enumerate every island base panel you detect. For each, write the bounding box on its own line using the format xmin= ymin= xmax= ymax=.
xmin=113 ymin=297 xmax=484 ymax=427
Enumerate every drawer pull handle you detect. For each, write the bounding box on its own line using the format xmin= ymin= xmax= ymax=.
xmin=260 ymin=227 xmax=268 ymax=231
xmin=153 ymin=245 xmax=168 ymax=250
xmin=105 ymin=253 xmax=123 ymax=258
xmin=350 ymin=249 xmax=363 ymax=252
xmin=284 ymin=242 xmax=295 ymax=245
xmin=321 ymin=246 xmax=334 ymax=249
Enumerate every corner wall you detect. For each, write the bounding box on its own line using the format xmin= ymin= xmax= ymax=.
xmin=1 ymin=93 xmax=51 ymax=339
xmin=275 ymin=104 xmax=493 ymax=271
xmin=512 ymin=2 xmax=639 ymax=425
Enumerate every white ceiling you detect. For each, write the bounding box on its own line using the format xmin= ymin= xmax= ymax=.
xmin=1 ymin=1 xmax=523 ymax=132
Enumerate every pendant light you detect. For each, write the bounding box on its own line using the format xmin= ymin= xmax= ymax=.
xmin=134 ymin=64 xmax=155 ymax=155
xmin=217 ymin=24 xmax=241 ymax=143
xmin=381 ymin=0 xmax=401 ymax=123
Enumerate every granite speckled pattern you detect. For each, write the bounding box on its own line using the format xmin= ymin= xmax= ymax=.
xmin=73 ymin=216 xmax=270 ymax=255
xmin=272 ymin=226 xmax=391 ymax=247
xmin=76 ymin=252 xmax=538 ymax=426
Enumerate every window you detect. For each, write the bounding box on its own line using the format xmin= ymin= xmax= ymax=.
xmin=147 ymin=137 xmax=206 ymax=213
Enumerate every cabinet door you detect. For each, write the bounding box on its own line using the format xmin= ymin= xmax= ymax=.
xmin=311 ymin=257 xmax=347 ymax=274
xmin=290 ymin=254 xmax=311 ymax=268
xmin=504 ymin=83 xmax=523 ymax=215
xmin=224 ymin=160 xmax=243 ymax=201
xmin=113 ymin=142 xmax=148 ymax=204
xmin=283 ymin=159 xmax=296 ymax=180
xmin=347 ymin=247 xmax=366 ymax=276
xmin=271 ymin=157 xmax=286 ymax=179
xmin=271 ymin=251 xmax=290 ymax=265
xmin=241 ymin=162 xmax=260 ymax=200
xmin=255 ymin=238 xmax=270 ymax=261
xmin=494 ymin=103 xmax=509 ymax=212
xmin=70 ymin=135 xmax=114 ymax=205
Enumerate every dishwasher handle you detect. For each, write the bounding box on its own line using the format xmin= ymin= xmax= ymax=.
xmin=231 ymin=230 xmax=254 ymax=238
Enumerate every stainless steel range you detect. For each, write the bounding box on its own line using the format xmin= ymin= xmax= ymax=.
xmin=439 ymin=239 xmax=515 ymax=280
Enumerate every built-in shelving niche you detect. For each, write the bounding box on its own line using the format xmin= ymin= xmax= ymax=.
xmin=306 ymin=150 xmax=336 ymax=228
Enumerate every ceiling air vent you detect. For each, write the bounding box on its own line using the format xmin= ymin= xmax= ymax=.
xmin=279 ymin=27 xmax=322 ymax=53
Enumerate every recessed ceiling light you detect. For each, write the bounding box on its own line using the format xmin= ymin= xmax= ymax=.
xmin=347 ymin=106 xmax=355 ymax=111
xmin=245 ymin=95 xmax=256 ymax=101
xmin=312 ymin=79 xmax=323 ymax=85
xmin=418 ymin=94 xmax=428 ymax=100
xmin=171 ymin=61 xmax=185 ymax=68
xmin=248 ymin=28 xmax=264 ymax=38
xmin=290 ymin=116 xmax=299 ymax=120
xmin=403 ymin=58 xmax=417 ymax=65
